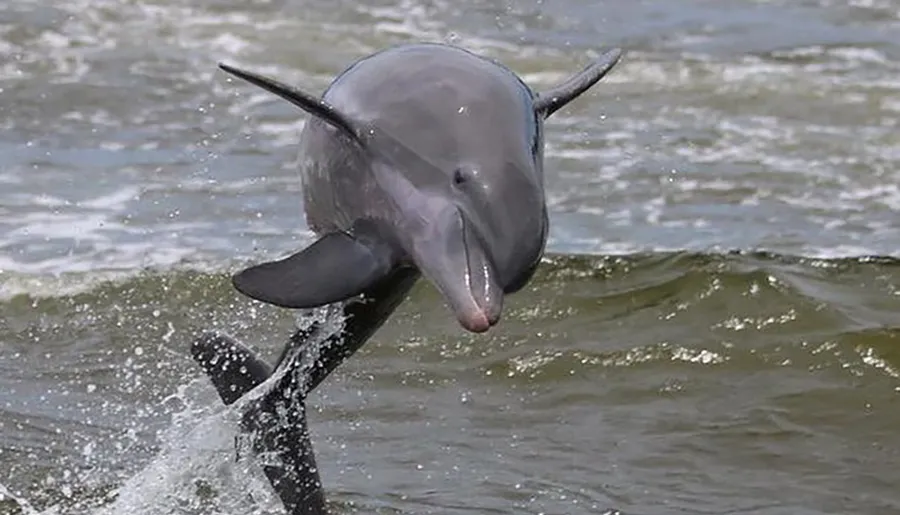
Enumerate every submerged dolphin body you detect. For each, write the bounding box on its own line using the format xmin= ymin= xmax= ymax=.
xmin=194 ymin=43 xmax=622 ymax=514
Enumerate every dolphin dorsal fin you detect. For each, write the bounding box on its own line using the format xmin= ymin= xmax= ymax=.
xmin=533 ymin=48 xmax=623 ymax=119
xmin=219 ymin=63 xmax=365 ymax=144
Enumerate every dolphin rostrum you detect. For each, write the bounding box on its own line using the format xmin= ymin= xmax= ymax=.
xmin=194 ymin=43 xmax=623 ymax=514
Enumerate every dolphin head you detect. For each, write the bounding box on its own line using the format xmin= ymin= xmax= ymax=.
xmin=404 ymin=169 xmax=549 ymax=333
xmin=360 ymin=47 xmax=622 ymax=332
xmin=369 ymin=138 xmax=549 ymax=332
xmin=217 ymin=46 xmax=622 ymax=334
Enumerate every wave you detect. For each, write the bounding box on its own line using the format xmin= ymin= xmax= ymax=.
xmin=1 ymin=251 xmax=898 ymax=515
xmin=3 ymin=249 xmax=898 ymax=301
xmin=2 ymin=251 xmax=898 ymax=345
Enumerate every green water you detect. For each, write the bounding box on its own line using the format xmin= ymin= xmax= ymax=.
xmin=1 ymin=253 xmax=899 ymax=513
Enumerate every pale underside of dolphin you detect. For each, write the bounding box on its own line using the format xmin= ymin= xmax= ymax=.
xmin=194 ymin=42 xmax=623 ymax=515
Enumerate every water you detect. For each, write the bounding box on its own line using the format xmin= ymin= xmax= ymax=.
xmin=0 ymin=0 xmax=898 ymax=513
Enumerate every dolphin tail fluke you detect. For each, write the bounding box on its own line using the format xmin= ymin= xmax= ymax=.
xmin=190 ymin=267 xmax=420 ymax=515
xmin=533 ymin=48 xmax=623 ymax=118
xmin=191 ymin=330 xmax=329 ymax=515
xmin=191 ymin=331 xmax=272 ymax=405
xmin=232 ymin=220 xmax=399 ymax=310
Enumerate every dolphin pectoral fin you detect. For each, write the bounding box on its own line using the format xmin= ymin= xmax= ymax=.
xmin=232 ymin=226 xmax=398 ymax=309
xmin=190 ymin=331 xmax=272 ymax=405
xmin=219 ymin=62 xmax=365 ymax=146
xmin=533 ymin=48 xmax=623 ymax=118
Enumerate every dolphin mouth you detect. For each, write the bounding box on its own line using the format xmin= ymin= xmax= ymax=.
xmin=459 ymin=305 xmax=495 ymax=332
xmin=407 ymin=206 xmax=503 ymax=334
xmin=454 ymin=264 xmax=502 ymax=333
xmin=459 ymin=310 xmax=492 ymax=333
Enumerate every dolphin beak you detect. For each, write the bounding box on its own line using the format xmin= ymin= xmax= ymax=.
xmin=409 ymin=207 xmax=503 ymax=333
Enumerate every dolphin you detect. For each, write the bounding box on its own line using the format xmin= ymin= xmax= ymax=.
xmin=194 ymin=43 xmax=623 ymax=514
xmin=222 ymin=42 xmax=622 ymax=333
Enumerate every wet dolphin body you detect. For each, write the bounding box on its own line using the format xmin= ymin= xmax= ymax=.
xmin=193 ymin=43 xmax=622 ymax=514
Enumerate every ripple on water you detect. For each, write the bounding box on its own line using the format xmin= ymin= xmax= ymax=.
xmin=1 ymin=0 xmax=900 ymax=513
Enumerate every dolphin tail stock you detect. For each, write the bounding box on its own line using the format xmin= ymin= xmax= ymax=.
xmin=239 ymin=335 xmax=328 ymax=515
xmin=190 ymin=267 xmax=420 ymax=515
xmin=190 ymin=325 xmax=327 ymax=515
xmin=532 ymin=47 xmax=624 ymax=118
xmin=191 ymin=265 xmax=421 ymax=404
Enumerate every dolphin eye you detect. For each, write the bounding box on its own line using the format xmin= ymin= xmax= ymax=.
xmin=452 ymin=166 xmax=487 ymax=195
xmin=452 ymin=167 xmax=470 ymax=186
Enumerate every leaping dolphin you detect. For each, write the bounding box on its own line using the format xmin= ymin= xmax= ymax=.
xmin=194 ymin=43 xmax=622 ymax=514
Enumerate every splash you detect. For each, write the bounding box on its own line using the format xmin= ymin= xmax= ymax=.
xmin=80 ymin=305 xmax=346 ymax=515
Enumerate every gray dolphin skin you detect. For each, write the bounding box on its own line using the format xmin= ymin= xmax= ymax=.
xmin=193 ymin=42 xmax=622 ymax=515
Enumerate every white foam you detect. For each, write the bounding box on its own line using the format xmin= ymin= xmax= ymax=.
xmin=0 ymin=481 xmax=41 ymax=514
xmin=90 ymin=405 xmax=278 ymax=515
xmin=88 ymin=310 xmax=343 ymax=515
xmin=2 ymin=0 xmax=899 ymax=279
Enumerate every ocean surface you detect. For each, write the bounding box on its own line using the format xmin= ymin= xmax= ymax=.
xmin=1 ymin=0 xmax=899 ymax=513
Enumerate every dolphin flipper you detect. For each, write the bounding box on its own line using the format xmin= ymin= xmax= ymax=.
xmin=233 ymin=222 xmax=399 ymax=310
xmin=533 ymin=48 xmax=623 ymax=118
